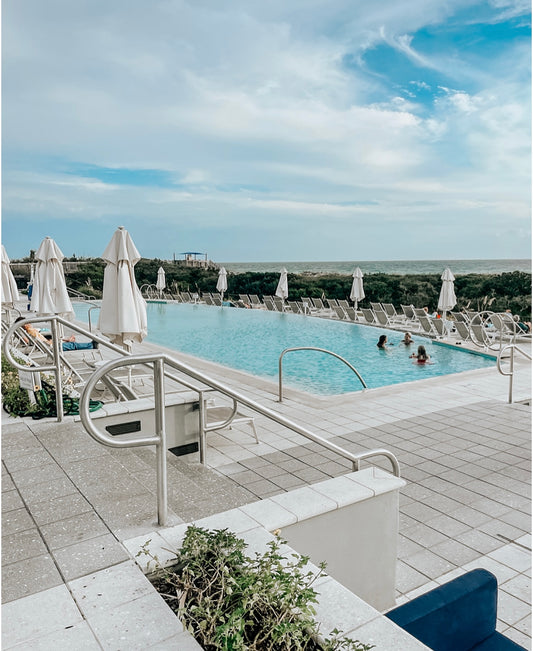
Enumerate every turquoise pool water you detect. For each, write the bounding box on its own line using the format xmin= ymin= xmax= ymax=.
xmin=74 ymin=302 xmax=495 ymax=395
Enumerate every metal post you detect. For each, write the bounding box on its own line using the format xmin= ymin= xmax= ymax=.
xmin=50 ymin=319 xmax=64 ymax=422
xmin=278 ymin=356 xmax=284 ymax=402
xmin=508 ymin=346 xmax=514 ymax=404
xmin=153 ymin=358 xmax=168 ymax=526
xmin=198 ymin=390 xmax=207 ymax=464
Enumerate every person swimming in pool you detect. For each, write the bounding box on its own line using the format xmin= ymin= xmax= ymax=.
xmin=410 ymin=345 xmax=431 ymax=364
xmin=377 ymin=334 xmax=388 ymax=349
xmin=401 ymin=332 xmax=414 ymax=345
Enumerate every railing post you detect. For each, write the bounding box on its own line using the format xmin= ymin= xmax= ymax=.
xmin=153 ymin=358 xmax=168 ymax=526
xmin=50 ymin=318 xmax=64 ymax=423
xmin=508 ymin=346 xmax=514 ymax=404
xmin=198 ymin=390 xmax=207 ymax=464
xmin=278 ymin=353 xmax=284 ymax=402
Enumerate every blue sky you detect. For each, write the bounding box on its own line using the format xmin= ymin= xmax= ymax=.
xmin=2 ymin=0 xmax=531 ymax=262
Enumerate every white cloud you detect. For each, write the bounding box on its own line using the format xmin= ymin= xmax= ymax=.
xmin=1 ymin=0 xmax=530 ymax=260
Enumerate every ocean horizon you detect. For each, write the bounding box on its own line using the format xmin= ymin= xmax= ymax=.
xmin=220 ymin=259 xmax=531 ymax=276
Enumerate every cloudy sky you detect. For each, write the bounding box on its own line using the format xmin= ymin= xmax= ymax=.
xmin=2 ymin=0 xmax=531 ymax=262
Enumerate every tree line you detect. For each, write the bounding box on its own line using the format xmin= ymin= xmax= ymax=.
xmin=13 ymin=257 xmax=532 ymax=319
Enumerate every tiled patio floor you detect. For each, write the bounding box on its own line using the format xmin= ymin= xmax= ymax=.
xmin=2 ymin=333 xmax=531 ymax=649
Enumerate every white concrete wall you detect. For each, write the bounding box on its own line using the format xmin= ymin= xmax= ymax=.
xmin=281 ymin=489 xmax=399 ymax=611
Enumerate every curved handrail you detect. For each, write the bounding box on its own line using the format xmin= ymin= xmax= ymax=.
xmin=79 ymin=353 xmax=400 ymax=524
xmin=497 ymin=343 xmax=532 ymax=404
xmin=2 ymin=315 xmax=132 ymax=421
xmin=87 ymin=305 xmax=101 ymax=332
xmin=278 ymin=346 xmax=367 ymax=402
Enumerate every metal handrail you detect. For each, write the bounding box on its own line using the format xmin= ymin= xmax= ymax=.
xmin=79 ymin=352 xmax=400 ymax=526
xmin=497 ymin=344 xmax=532 ymax=403
xmin=67 ymin=287 xmax=99 ymax=301
xmin=2 ymin=315 xmax=131 ymax=422
xmin=87 ymin=305 xmax=101 ymax=332
xmin=278 ymin=346 xmax=367 ymax=402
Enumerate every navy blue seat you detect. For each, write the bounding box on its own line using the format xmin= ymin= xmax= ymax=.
xmin=386 ymin=569 xmax=525 ymax=650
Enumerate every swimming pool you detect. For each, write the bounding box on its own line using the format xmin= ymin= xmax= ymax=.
xmin=74 ymin=302 xmax=495 ymax=396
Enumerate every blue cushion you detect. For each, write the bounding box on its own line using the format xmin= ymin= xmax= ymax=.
xmin=386 ymin=569 xmax=501 ymax=651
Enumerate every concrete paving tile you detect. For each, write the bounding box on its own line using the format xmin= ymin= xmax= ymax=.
xmin=489 ymin=544 xmax=532 ymax=573
xmin=29 ymin=492 xmax=93 ymax=526
xmin=502 ymin=627 xmax=531 ymax=651
xmin=253 ymin=463 xmax=288 ymax=479
xmin=40 ymin=511 xmax=110 ymax=550
xmin=1 ymin=437 xmax=44 ymax=460
xmin=246 ymin=478 xmax=284 ymax=498
xmin=2 ymin=554 xmax=63 ymax=603
xmin=240 ymin=499 xmax=297 ymax=530
xmin=402 ymin=521 xmax=449 ymax=547
xmin=270 ymin=485 xmax=337 ymax=520
xmin=499 ymin=509 xmax=532 ymax=533
xmin=424 ymin=513 xmax=471 ymax=537
xmin=462 ymin=557 xmax=519 ymax=585
xmin=1 ymin=474 xmax=15 ymax=492
xmin=270 ymin=473 xmax=307 ymax=489
xmin=447 ymin=505 xmax=493 ymax=527
xmin=398 ymin=535 xmax=426 ymax=560
xmin=88 ymin=591 xmax=183 ymax=650
xmin=238 ymin=455 xmax=271 ymax=469
xmin=455 ymin=529 xmax=505 ymax=555
xmin=52 ymin=533 xmax=129 ymax=581
xmin=403 ymin=549 xmax=456 ymax=580
xmin=1 ymin=490 xmax=25 ymax=513
xmin=480 ymin=519 xmax=529 ymax=543
xmin=401 ymin=502 xmax=443 ymax=523
xmin=431 ymin=539 xmax=481 ymax=566
xmin=1 ymin=507 xmax=34 ymax=536
xmin=7 ymin=621 xmax=100 ymax=650
xmin=16 ymin=476 xmax=78 ymax=508
xmin=292 ymin=466 xmax=331 ymax=482
xmin=501 ymin=573 xmax=531 ymax=605
xmin=2 ymin=527 xmax=48 ymax=565
xmin=93 ymin=493 xmax=182 ymax=541
xmin=351 ymin=614 xmax=428 ymax=650
xmin=1 ymin=584 xmax=82 ymax=648
xmin=514 ymin=614 xmax=532 ymax=637
xmin=10 ymin=462 xmax=68 ymax=488
xmin=313 ymin=577 xmax=378 ymax=634
xmin=498 ymin=590 xmax=532 ymax=627
xmin=69 ymin=561 xmax=154 ymax=616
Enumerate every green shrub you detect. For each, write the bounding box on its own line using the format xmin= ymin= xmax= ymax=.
xmin=1 ymin=353 xmax=37 ymax=417
xmin=141 ymin=526 xmax=374 ymax=651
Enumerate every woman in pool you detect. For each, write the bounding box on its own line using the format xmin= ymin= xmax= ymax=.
xmin=410 ymin=345 xmax=431 ymax=364
xmin=401 ymin=332 xmax=414 ymax=345
xmin=377 ymin=334 xmax=388 ymax=349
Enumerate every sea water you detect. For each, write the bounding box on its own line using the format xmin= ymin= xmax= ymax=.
xmin=220 ymin=259 xmax=531 ymax=275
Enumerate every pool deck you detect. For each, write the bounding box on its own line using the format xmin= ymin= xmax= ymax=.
xmin=2 ymin=320 xmax=531 ymax=649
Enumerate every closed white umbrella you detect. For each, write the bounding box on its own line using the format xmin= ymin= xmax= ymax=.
xmin=216 ymin=267 xmax=228 ymax=303
xmin=350 ymin=267 xmax=365 ymax=310
xmin=1 ymin=245 xmax=20 ymax=306
xmin=275 ymin=268 xmax=289 ymax=308
xmin=97 ymin=226 xmax=147 ymax=349
xmin=437 ymin=267 xmax=457 ymax=320
xmin=30 ymin=237 xmax=73 ymax=318
xmin=156 ymin=266 xmax=166 ymax=298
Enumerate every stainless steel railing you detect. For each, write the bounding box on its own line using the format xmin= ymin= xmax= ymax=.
xmin=2 ymin=315 xmax=130 ymax=422
xmin=278 ymin=346 xmax=367 ymax=402
xmin=497 ymin=343 xmax=532 ymax=403
xmin=79 ymin=352 xmax=400 ymax=526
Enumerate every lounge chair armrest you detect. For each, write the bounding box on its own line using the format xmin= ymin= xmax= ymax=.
xmin=386 ymin=569 xmax=505 ymax=651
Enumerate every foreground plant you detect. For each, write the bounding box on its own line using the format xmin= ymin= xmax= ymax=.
xmin=139 ymin=525 xmax=374 ymax=651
